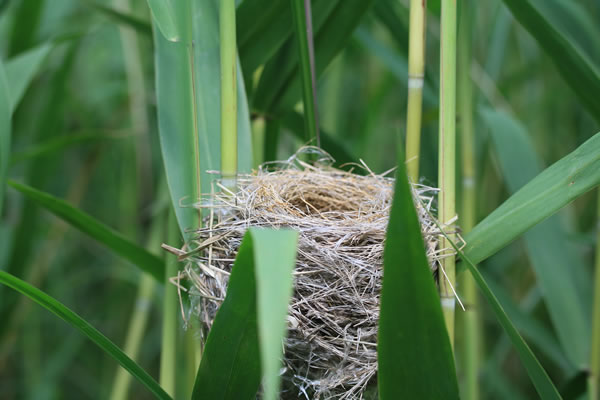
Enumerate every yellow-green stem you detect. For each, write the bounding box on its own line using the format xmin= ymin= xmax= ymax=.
xmin=405 ymin=0 xmax=427 ymax=182
xmin=220 ymin=0 xmax=237 ymax=188
xmin=590 ymin=191 xmax=600 ymax=400
xmin=439 ymin=0 xmax=457 ymax=347
xmin=458 ymin=1 xmax=481 ymax=397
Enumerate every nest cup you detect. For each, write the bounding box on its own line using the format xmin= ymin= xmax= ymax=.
xmin=179 ymin=148 xmax=450 ymax=399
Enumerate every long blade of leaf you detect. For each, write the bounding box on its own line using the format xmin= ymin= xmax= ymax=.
xmin=378 ymin=151 xmax=459 ymax=399
xmin=251 ymin=229 xmax=298 ymax=400
xmin=0 ymin=270 xmax=171 ymax=400
xmin=500 ymin=0 xmax=600 ymax=123
xmin=463 ymin=130 xmax=600 ymax=264
xmin=192 ymin=228 xmax=298 ymax=400
xmin=0 ymin=59 xmax=9 ymax=215
xmin=7 ymin=180 xmax=164 ymax=282
xmin=480 ymin=108 xmax=591 ymax=367
xmin=5 ymin=42 xmax=52 ymax=112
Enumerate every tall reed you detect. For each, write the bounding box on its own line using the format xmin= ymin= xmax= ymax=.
xmin=291 ymin=0 xmax=320 ymax=146
xmin=458 ymin=1 xmax=481 ymax=398
xmin=438 ymin=0 xmax=458 ymax=345
xmin=405 ymin=0 xmax=427 ymax=182
xmin=220 ymin=0 xmax=237 ymax=186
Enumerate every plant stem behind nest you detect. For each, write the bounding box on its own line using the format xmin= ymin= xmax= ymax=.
xmin=458 ymin=1 xmax=481 ymax=398
xmin=438 ymin=0 xmax=457 ymax=348
xmin=405 ymin=0 xmax=427 ymax=182
xmin=220 ymin=0 xmax=237 ymax=188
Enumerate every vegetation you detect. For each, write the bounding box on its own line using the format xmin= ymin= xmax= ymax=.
xmin=1 ymin=0 xmax=599 ymax=399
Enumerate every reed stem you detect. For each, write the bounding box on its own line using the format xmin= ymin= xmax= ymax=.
xmin=220 ymin=0 xmax=237 ymax=187
xmin=291 ymin=0 xmax=320 ymax=146
xmin=458 ymin=1 xmax=481 ymax=397
xmin=590 ymin=192 xmax=600 ymax=400
xmin=439 ymin=0 xmax=458 ymax=347
xmin=405 ymin=0 xmax=427 ymax=182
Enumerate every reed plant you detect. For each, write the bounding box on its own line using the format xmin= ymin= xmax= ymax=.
xmin=0 ymin=1 xmax=599 ymax=399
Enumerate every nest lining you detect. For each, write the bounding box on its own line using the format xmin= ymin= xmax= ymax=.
xmin=178 ymin=149 xmax=455 ymax=399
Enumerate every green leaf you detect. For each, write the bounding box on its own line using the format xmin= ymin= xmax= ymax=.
xmin=378 ymin=153 xmax=459 ymax=399
xmin=151 ymin=0 xmax=253 ymax=239
xmin=463 ymin=130 xmax=600 ymax=265
xmin=500 ymin=0 xmax=600 ymax=123
xmin=251 ymin=229 xmax=298 ymax=400
xmin=0 ymin=59 xmax=10 ymax=215
xmin=7 ymin=180 xmax=164 ymax=282
xmin=0 ymin=270 xmax=171 ymax=400
xmin=480 ymin=108 xmax=591 ymax=367
xmin=439 ymin=236 xmax=563 ymax=398
xmin=253 ymin=0 xmax=375 ymax=115
xmin=5 ymin=43 xmax=52 ymax=113
xmin=192 ymin=228 xmax=298 ymax=400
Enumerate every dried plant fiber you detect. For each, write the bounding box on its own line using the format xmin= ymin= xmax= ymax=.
xmin=175 ymin=148 xmax=455 ymax=399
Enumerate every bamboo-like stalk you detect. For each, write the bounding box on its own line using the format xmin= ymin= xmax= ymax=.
xmin=160 ymin=211 xmax=179 ymax=397
xmin=458 ymin=1 xmax=481 ymax=398
xmin=291 ymin=0 xmax=320 ymax=146
xmin=220 ymin=0 xmax=237 ymax=187
xmin=405 ymin=0 xmax=427 ymax=182
xmin=590 ymin=193 xmax=600 ymax=400
xmin=438 ymin=0 xmax=458 ymax=346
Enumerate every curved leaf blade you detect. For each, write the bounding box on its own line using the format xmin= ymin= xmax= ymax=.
xmin=0 ymin=270 xmax=171 ymax=400
xmin=464 ymin=130 xmax=600 ymax=265
xmin=192 ymin=228 xmax=298 ymax=400
xmin=378 ymin=154 xmax=459 ymax=399
xmin=7 ymin=180 xmax=164 ymax=282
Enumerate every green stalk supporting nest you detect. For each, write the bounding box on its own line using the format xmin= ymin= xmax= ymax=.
xmin=438 ymin=0 xmax=458 ymax=346
xmin=405 ymin=0 xmax=427 ymax=182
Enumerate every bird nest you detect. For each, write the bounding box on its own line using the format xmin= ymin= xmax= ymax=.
xmin=173 ymin=148 xmax=456 ymax=399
